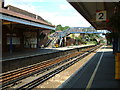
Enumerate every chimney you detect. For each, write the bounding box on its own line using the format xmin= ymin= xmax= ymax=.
xmin=0 ymin=0 xmax=4 ymax=8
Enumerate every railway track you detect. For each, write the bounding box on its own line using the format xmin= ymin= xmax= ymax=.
xmin=0 ymin=45 xmax=101 ymax=89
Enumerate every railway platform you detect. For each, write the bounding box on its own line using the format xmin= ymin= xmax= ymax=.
xmin=58 ymin=46 xmax=120 ymax=89
xmin=2 ymin=44 xmax=95 ymax=73
xmin=2 ymin=44 xmax=94 ymax=61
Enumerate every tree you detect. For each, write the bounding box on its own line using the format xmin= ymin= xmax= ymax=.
xmin=55 ymin=25 xmax=70 ymax=31
xmin=56 ymin=25 xmax=63 ymax=31
xmin=63 ymin=26 xmax=70 ymax=30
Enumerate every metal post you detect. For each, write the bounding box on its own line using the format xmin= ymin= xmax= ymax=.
xmin=118 ymin=34 xmax=120 ymax=52
xmin=10 ymin=23 xmax=13 ymax=55
xmin=0 ymin=17 xmax=2 ymax=61
xmin=64 ymin=37 xmax=66 ymax=46
xmin=113 ymin=33 xmax=118 ymax=54
xmin=37 ymin=30 xmax=39 ymax=48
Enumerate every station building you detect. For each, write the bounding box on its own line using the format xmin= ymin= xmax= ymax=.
xmin=0 ymin=3 xmax=55 ymax=56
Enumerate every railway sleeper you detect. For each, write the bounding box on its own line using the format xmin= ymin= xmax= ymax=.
xmin=3 ymin=45 xmax=101 ymax=89
xmin=32 ymin=58 xmax=74 ymax=77
xmin=16 ymin=46 xmax=101 ymax=89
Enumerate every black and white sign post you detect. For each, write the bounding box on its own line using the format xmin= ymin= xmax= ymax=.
xmin=96 ymin=10 xmax=107 ymax=22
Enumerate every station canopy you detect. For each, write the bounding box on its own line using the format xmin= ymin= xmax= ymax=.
xmin=67 ymin=0 xmax=120 ymax=32
xmin=0 ymin=6 xmax=55 ymax=30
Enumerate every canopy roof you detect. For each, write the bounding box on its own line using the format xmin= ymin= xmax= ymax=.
xmin=67 ymin=1 xmax=120 ymax=32
xmin=0 ymin=6 xmax=55 ymax=30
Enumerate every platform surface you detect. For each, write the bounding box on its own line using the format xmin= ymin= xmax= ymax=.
xmin=2 ymin=44 xmax=94 ymax=61
xmin=58 ymin=46 xmax=120 ymax=89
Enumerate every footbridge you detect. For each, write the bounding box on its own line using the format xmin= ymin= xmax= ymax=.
xmin=47 ymin=27 xmax=108 ymax=48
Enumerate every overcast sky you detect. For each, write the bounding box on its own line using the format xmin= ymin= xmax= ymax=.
xmin=4 ymin=0 xmax=91 ymax=27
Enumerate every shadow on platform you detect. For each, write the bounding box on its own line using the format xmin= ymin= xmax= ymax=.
xmin=58 ymin=49 xmax=120 ymax=89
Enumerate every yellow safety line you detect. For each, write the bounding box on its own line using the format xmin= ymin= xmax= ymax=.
xmin=86 ymin=46 xmax=105 ymax=90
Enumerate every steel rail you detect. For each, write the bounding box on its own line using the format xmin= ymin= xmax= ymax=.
xmin=1 ymin=45 xmax=101 ymax=89
xmin=16 ymin=45 xmax=101 ymax=90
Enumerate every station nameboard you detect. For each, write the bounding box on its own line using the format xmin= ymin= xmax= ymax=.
xmin=96 ymin=10 xmax=107 ymax=22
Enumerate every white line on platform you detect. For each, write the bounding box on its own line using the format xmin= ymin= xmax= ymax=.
xmin=86 ymin=46 xmax=105 ymax=90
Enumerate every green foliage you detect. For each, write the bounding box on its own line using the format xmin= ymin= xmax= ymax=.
xmin=56 ymin=24 xmax=70 ymax=31
xmin=56 ymin=25 xmax=63 ymax=31
xmin=100 ymin=40 xmax=106 ymax=44
xmin=63 ymin=26 xmax=70 ymax=30
xmin=50 ymin=30 xmax=55 ymax=34
xmin=87 ymin=41 xmax=97 ymax=45
xmin=71 ymin=34 xmax=75 ymax=39
xmin=74 ymin=33 xmax=102 ymax=45
xmin=75 ymin=35 xmax=86 ymax=44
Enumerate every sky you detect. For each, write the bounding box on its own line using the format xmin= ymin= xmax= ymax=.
xmin=4 ymin=0 xmax=91 ymax=27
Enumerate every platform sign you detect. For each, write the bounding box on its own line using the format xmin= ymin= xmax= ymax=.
xmin=96 ymin=10 xmax=106 ymax=22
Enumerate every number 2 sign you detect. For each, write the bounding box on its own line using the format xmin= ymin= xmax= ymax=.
xmin=96 ymin=10 xmax=107 ymax=22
